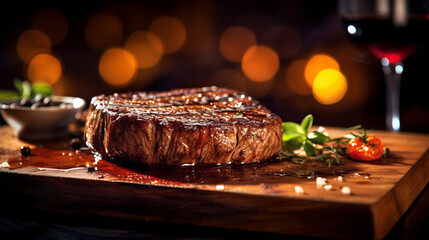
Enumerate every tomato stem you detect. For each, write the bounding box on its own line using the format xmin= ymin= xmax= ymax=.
xmin=350 ymin=128 xmax=368 ymax=144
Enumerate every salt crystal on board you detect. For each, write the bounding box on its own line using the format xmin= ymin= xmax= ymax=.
xmin=0 ymin=162 xmax=10 ymax=168
xmin=341 ymin=186 xmax=352 ymax=195
xmin=295 ymin=186 xmax=304 ymax=194
xmin=316 ymin=177 xmax=327 ymax=188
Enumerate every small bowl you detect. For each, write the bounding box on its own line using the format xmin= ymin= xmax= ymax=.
xmin=1 ymin=96 xmax=86 ymax=140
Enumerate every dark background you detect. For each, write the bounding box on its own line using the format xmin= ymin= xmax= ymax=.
xmin=1 ymin=0 xmax=429 ymax=133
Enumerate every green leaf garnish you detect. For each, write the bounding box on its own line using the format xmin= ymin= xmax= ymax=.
xmin=303 ymin=141 xmax=316 ymax=156
xmin=307 ymin=131 xmax=330 ymax=144
xmin=0 ymin=90 xmax=20 ymax=100
xmin=300 ymin=114 xmax=313 ymax=134
xmin=280 ymin=114 xmax=373 ymax=166
xmin=21 ymin=81 xmax=32 ymax=98
xmin=32 ymin=83 xmax=53 ymax=97
xmin=282 ymin=122 xmax=304 ymax=135
xmin=13 ymin=78 xmax=23 ymax=96
xmin=0 ymin=78 xmax=53 ymax=100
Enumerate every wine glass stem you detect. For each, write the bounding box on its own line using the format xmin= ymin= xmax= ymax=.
xmin=381 ymin=59 xmax=402 ymax=131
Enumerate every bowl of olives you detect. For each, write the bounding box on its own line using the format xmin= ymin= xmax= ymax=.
xmin=1 ymin=94 xmax=86 ymax=140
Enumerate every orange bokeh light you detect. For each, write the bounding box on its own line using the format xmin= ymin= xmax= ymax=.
xmin=84 ymin=12 xmax=123 ymax=51
xmin=312 ymin=69 xmax=348 ymax=105
xmin=285 ymin=59 xmax=312 ymax=95
xmin=241 ymin=45 xmax=279 ymax=82
xmin=125 ymin=31 xmax=163 ymax=69
xmin=304 ymin=54 xmax=340 ymax=87
xmin=99 ymin=48 xmax=137 ymax=86
xmin=17 ymin=29 xmax=52 ymax=63
xmin=219 ymin=26 xmax=257 ymax=63
xmin=27 ymin=53 xmax=62 ymax=85
xmin=31 ymin=8 xmax=68 ymax=45
xmin=148 ymin=16 xmax=186 ymax=54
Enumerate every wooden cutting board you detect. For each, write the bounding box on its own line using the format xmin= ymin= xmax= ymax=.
xmin=1 ymin=125 xmax=428 ymax=240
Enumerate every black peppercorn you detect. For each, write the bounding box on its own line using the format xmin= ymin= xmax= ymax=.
xmin=87 ymin=166 xmax=96 ymax=172
xmin=70 ymin=138 xmax=82 ymax=150
xmin=20 ymin=146 xmax=31 ymax=156
xmin=19 ymin=98 xmax=32 ymax=107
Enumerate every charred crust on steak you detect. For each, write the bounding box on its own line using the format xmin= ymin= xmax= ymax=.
xmin=84 ymin=86 xmax=283 ymax=166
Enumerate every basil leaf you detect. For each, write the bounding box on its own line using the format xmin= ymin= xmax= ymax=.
xmin=0 ymin=90 xmax=20 ymax=100
xmin=21 ymin=81 xmax=32 ymax=98
xmin=13 ymin=78 xmax=23 ymax=96
xmin=283 ymin=136 xmax=305 ymax=152
xmin=32 ymin=83 xmax=52 ymax=97
xmin=303 ymin=140 xmax=316 ymax=156
xmin=282 ymin=122 xmax=304 ymax=135
xmin=308 ymin=131 xmax=330 ymax=144
xmin=300 ymin=114 xmax=313 ymax=134
xmin=282 ymin=133 xmax=302 ymax=142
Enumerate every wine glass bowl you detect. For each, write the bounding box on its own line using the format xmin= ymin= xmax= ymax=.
xmin=339 ymin=0 xmax=429 ymax=131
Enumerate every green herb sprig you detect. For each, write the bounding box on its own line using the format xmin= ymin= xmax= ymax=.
xmin=0 ymin=78 xmax=52 ymax=101
xmin=280 ymin=114 xmax=360 ymax=166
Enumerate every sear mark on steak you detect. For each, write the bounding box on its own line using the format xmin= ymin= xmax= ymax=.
xmin=84 ymin=86 xmax=283 ymax=166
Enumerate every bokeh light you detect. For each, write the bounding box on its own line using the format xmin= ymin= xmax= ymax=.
xmin=27 ymin=53 xmax=62 ymax=85
xmin=285 ymin=59 xmax=312 ymax=95
xmin=99 ymin=48 xmax=137 ymax=86
xmin=125 ymin=31 xmax=164 ymax=69
xmin=263 ymin=25 xmax=301 ymax=59
xmin=241 ymin=45 xmax=279 ymax=82
xmin=210 ymin=69 xmax=247 ymax=91
xmin=312 ymin=69 xmax=347 ymax=105
xmin=304 ymin=54 xmax=340 ymax=87
xmin=17 ymin=29 xmax=52 ymax=63
xmin=84 ymin=12 xmax=124 ymax=51
xmin=31 ymin=8 xmax=68 ymax=45
xmin=219 ymin=26 xmax=257 ymax=63
xmin=148 ymin=16 xmax=186 ymax=54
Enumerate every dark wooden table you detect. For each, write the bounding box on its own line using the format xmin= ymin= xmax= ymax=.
xmin=0 ymin=187 xmax=428 ymax=240
xmin=1 ymin=126 xmax=429 ymax=239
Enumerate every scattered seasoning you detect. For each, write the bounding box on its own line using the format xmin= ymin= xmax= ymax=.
xmin=294 ymin=186 xmax=304 ymax=194
xmin=337 ymin=176 xmax=343 ymax=181
xmin=324 ymin=184 xmax=333 ymax=190
xmin=0 ymin=162 xmax=10 ymax=168
xmin=341 ymin=186 xmax=352 ymax=195
xmin=316 ymin=177 xmax=327 ymax=188
xmin=20 ymin=146 xmax=31 ymax=156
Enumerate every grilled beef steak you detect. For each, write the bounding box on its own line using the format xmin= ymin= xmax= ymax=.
xmin=84 ymin=87 xmax=282 ymax=166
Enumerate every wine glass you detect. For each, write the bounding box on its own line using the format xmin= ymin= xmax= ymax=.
xmin=339 ymin=0 xmax=429 ymax=131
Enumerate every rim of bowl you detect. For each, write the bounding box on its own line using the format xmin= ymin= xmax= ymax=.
xmin=0 ymin=96 xmax=86 ymax=111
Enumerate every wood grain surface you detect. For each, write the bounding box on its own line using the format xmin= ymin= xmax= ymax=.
xmin=1 ymin=126 xmax=429 ymax=240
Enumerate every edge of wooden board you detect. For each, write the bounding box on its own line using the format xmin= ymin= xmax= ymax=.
xmin=372 ymin=148 xmax=429 ymax=240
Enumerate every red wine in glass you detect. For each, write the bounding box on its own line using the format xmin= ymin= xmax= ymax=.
xmin=343 ymin=15 xmax=429 ymax=63
xmin=340 ymin=3 xmax=429 ymax=131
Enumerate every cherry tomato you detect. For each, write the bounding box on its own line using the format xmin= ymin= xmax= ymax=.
xmin=346 ymin=135 xmax=384 ymax=161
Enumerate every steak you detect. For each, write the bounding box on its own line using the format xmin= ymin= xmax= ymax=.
xmin=84 ymin=86 xmax=283 ymax=166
